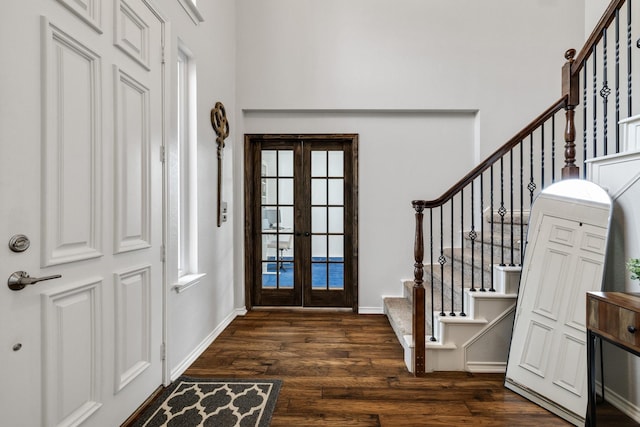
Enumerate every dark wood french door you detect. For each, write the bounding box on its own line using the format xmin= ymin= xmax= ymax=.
xmin=245 ymin=134 xmax=358 ymax=309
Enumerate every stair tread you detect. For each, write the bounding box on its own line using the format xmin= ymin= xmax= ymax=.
xmin=384 ymin=297 xmax=413 ymax=336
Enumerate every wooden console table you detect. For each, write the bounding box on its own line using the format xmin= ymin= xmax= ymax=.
xmin=586 ymin=292 xmax=640 ymax=426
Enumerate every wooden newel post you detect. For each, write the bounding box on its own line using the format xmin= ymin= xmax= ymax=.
xmin=412 ymin=201 xmax=426 ymax=376
xmin=561 ymin=49 xmax=580 ymax=179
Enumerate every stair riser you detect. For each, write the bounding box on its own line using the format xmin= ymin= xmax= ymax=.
xmin=459 ymin=243 xmax=522 ymax=268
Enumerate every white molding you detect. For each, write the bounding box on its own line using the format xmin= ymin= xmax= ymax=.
xmin=619 ymin=114 xmax=640 ymax=152
xmin=178 ymin=0 xmax=205 ymax=25
xmin=114 ymin=265 xmax=152 ymax=393
xmin=172 ymin=273 xmax=206 ymax=293
xmin=169 ymin=309 xmax=242 ymax=381
xmin=55 ymin=0 xmax=103 ymax=33
xmin=41 ymin=278 xmax=103 ymax=427
xmin=113 ymin=66 xmax=152 ymax=253
xmin=114 ymin=0 xmax=151 ymax=70
xmin=41 ymin=17 xmax=103 ymax=267
xmin=602 ymin=383 xmax=640 ymax=424
xmin=358 ymin=306 xmax=384 ymax=314
xmin=466 ymin=361 xmax=507 ymax=373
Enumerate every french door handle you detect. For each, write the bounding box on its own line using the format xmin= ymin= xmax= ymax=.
xmin=295 ymin=232 xmax=311 ymax=237
xmin=8 ymin=271 xmax=62 ymax=291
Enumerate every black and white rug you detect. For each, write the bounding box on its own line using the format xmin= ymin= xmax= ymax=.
xmin=132 ymin=377 xmax=282 ymax=427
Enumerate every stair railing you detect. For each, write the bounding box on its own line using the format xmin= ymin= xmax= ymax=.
xmin=411 ymin=0 xmax=635 ymax=375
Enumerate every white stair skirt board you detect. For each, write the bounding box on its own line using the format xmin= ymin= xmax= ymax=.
xmin=397 ymin=265 xmax=519 ymax=373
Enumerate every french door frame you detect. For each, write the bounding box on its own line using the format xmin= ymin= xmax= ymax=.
xmin=244 ymin=134 xmax=359 ymax=311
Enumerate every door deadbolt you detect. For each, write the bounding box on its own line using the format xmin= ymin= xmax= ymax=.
xmin=8 ymin=234 xmax=30 ymax=253
xmin=8 ymin=271 xmax=62 ymax=291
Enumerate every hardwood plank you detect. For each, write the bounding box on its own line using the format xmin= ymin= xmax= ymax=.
xmin=378 ymin=414 xmax=568 ymax=426
xmin=285 ymin=398 xmax=472 ymax=416
xmin=271 ymin=414 xmax=380 ymax=427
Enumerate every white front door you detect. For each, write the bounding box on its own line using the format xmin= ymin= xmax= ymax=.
xmin=0 ymin=1 xmax=165 ymax=426
xmin=506 ymin=184 xmax=611 ymax=426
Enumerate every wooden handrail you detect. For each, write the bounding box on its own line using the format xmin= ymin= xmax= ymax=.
xmin=571 ymin=0 xmax=628 ymax=76
xmin=412 ymin=96 xmax=566 ymax=208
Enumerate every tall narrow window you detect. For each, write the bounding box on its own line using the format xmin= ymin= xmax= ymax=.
xmin=176 ymin=43 xmax=199 ymax=285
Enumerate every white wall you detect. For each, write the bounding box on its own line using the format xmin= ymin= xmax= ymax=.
xmin=234 ymin=0 xmax=586 ymax=312
xmin=155 ymin=0 xmax=238 ymax=379
xmin=585 ymin=0 xmax=611 ymax=39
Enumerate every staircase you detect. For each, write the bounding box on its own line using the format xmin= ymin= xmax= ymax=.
xmin=386 ymin=0 xmax=637 ymax=375
xmin=384 ymin=210 xmax=525 ymax=373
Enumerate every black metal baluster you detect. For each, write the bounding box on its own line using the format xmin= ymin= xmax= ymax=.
xmin=527 ymin=135 xmax=536 ymax=265
xmin=520 ymin=141 xmax=524 ymax=265
xmin=450 ymin=199 xmax=455 ymax=317
xmin=470 ymin=180 xmax=477 ymax=292
xmin=552 ymin=115 xmax=556 ymax=183
xmin=439 ymin=205 xmax=445 ymax=316
xmin=528 ymin=134 xmax=536 ymax=205
xmin=459 ymin=190 xmax=466 ymax=317
xmin=628 ymin=0 xmax=632 ymax=117
xmin=480 ymin=173 xmax=485 ymax=292
xmin=601 ymin=28 xmax=610 ymax=156
xmin=615 ymin=9 xmax=621 ymax=153
xmin=430 ymin=208 xmax=436 ymax=342
xmin=593 ymin=44 xmax=598 ymax=158
xmin=498 ymin=158 xmax=506 ymax=267
xmin=541 ymin=124 xmax=545 ymax=189
xmin=583 ymin=65 xmax=588 ymax=179
xmin=489 ymin=166 xmax=495 ymax=292
xmin=509 ymin=149 xmax=515 ymax=267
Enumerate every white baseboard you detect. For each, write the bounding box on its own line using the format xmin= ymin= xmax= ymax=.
xmin=169 ymin=308 xmax=244 ymax=381
xmin=466 ymin=361 xmax=506 ymax=373
xmin=602 ymin=383 xmax=640 ymax=424
xmin=359 ymin=306 xmax=384 ymax=314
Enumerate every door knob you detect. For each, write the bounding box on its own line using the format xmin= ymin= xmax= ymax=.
xmin=8 ymin=271 xmax=62 ymax=291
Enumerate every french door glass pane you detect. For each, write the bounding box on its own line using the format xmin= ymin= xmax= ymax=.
xmin=328 ymin=179 xmax=343 ymax=204
xmin=328 ymin=263 xmax=344 ymax=289
xmin=311 ymin=151 xmax=326 ymax=177
xmin=311 ymin=179 xmax=327 ymax=205
xmin=278 ymin=178 xmax=294 ymax=205
xmin=328 ymin=151 xmax=343 ymax=177
xmin=311 ymin=207 xmax=327 ymax=233
xmin=263 ymin=179 xmax=277 ymax=204
xmin=328 ymin=235 xmax=343 ymax=259
xmin=328 ymin=207 xmax=343 ymax=233
xmin=278 ymin=151 xmax=294 ymax=176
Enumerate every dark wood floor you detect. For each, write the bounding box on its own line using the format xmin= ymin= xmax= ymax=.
xmin=129 ymin=310 xmax=638 ymax=426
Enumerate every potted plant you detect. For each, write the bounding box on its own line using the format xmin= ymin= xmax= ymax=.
xmin=626 ymin=258 xmax=640 ymax=281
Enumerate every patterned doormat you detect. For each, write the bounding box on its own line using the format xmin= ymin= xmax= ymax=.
xmin=131 ymin=377 xmax=282 ymax=427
